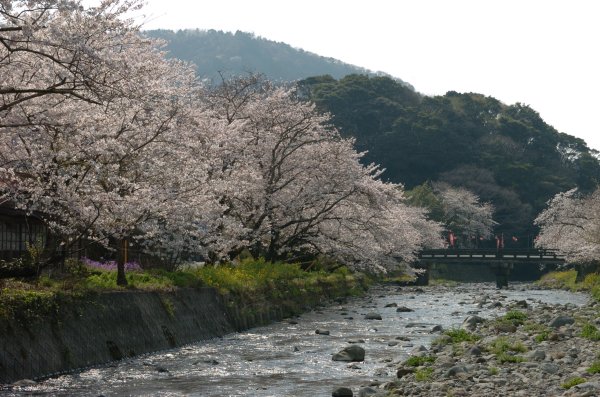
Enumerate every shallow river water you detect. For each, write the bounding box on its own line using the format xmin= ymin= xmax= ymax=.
xmin=1 ymin=283 xmax=589 ymax=397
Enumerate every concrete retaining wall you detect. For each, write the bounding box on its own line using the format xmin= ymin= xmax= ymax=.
xmin=0 ymin=276 xmax=361 ymax=384
xmin=0 ymin=288 xmax=240 ymax=383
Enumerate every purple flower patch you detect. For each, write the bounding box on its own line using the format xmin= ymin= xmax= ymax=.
xmin=82 ymin=257 xmax=142 ymax=272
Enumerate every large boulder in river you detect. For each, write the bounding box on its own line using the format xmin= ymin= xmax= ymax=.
xmin=461 ymin=315 xmax=485 ymax=330
xmin=365 ymin=312 xmax=382 ymax=320
xmin=332 ymin=345 xmax=365 ymax=362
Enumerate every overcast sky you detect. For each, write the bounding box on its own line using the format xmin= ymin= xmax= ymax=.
xmin=136 ymin=0 xmax=600 ymax=151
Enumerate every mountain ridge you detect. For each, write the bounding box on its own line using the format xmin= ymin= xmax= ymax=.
xmin=145 ymin=28 xmax=413 ymax=88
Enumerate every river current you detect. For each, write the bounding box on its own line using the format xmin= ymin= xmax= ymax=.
xmin=1 ymin=283 xmax=589 ymax=397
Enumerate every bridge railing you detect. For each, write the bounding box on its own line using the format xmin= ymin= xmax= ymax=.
xmin=418 ymin=248 xmax=565 ymax=262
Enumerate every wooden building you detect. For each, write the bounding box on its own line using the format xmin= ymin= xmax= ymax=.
xmin=0 ymin=202 xmax=47 ymax=261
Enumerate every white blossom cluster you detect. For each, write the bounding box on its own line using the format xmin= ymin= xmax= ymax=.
xmin=535 ymin=188 xmax=600 ymax=263
xmin=0 ymin=0 xmax=444 ymax=273
xmin=433 ymin=182 xmax=495 ymax=244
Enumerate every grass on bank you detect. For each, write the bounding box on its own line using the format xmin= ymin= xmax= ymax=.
xmin=0 ymin=258 xmax=368 ymax=322
xmin=432 ymin=328 xmax=480 ymax=346
xmin=487 ymin=336 xmax=527 ymax=364
xmin=404 ymin=355 xmax=436 ymax=367
xmin=537 ymin=270 xmax=600 ymax=302
xmin=561 ymin=377 xmax=586 ymax=390
xmin=588 ymin=360 xmax=600 ymax=374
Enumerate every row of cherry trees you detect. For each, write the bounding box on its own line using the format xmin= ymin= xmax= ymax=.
xmin=1 ymin=0 xmax=445 ymax=282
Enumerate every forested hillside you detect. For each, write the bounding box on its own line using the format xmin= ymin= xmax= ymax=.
xmin=300 ymin=75 xmax=600 ymax=237
xmin=145 ymin=29 xmax=411 ymax=86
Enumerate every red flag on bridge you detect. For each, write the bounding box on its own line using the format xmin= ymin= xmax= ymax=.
xmin=448 ymin=232 xmax=456 ymax=248
xmin=496 ymin=233 xmax=504 ymax=249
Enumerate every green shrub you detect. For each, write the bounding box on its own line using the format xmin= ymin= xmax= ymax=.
xmin=561 ymin=377 xmax=586 ymax=389
xmin=443 ymin=328 xmax=480 ymax=343
xmin=587 ymin=361 xmax=600 ymax=374
xmin=522 ymin=321 xmax=551 ymax=342
xmin=160 ymin=296 xmax=175 ymax=319
xmin=0 ymin=289 xmax=60 ymax=323
xmin=489 ymin=337 xmax=527 ymax=354
xmin=414 ymin=367 xmax=433 ymax=382
xmin=496 ymin=352 xmax=525 ymax=364
xmin=488 ymin=336 xmax=527 ymax=363
xmin=535 ymin=331 xmax=550 ymax=343
xmin=538 ymin=271 xmax=600 ymax=303
xmin=503 ymin=310 xmax=527 ymax=325
xmin=580 ymin=323 xmax=600 ymax=341
xmin=0 ymin=257 xmax=36 ymax=277
xmin=404 ymin=355 xmax=436 ymax=367
xmin=537 ymin=270 xmax=578 ymax=290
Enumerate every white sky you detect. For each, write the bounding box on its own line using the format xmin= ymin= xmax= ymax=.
xmin=136 ymin=0 xmax=600 ymax=151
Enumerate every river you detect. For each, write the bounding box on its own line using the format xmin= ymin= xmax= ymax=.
xmin=0 ymin=283 xmax=589 ymax=396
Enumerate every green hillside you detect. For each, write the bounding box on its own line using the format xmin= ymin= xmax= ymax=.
xmin=300 ymin=74 xmax=600 ymax=237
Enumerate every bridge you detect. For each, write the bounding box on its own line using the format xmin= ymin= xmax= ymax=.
xmin=414 ymin=248 xmax=565 ymax=288
xmin=418 ymin=248 xmax=565 ymax=264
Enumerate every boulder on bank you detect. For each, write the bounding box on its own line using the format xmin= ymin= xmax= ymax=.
xmin=332 ymin=345 xmax=365 ymax=362
xmin=332 ymin=386 xmax=353 ymax=396
xmin=461 ymin=315 xmax=485 ymax=330
xmin=548 ymin=315 xmax=575 ymax=328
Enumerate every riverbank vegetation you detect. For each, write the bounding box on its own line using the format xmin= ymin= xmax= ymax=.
xmin=0 ymin=257 xmax=368 ymax=322
xmin=537 ymin=269 xmax=600 ymax=301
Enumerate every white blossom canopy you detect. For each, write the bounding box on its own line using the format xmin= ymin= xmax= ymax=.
xmin=535 ymin=188 xmax=600 ymax=263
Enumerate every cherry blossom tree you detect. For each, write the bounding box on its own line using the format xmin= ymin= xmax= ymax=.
xmin=406 ymin=182 xmax=495 ymax=247
xmin=1 ymin=1 xmax=445 ymax=278
xmin=535 ymin=188 xmax=600 ymax=263
xmin=0 ymin=0 xmax=148 ymax=121
xmin=199 ymin=75 xmax=444 ymax=271
xmin=432 ymin=182 xmax=495 ymax=247
xmin=0 ymin=0 xmax=215 ymax=284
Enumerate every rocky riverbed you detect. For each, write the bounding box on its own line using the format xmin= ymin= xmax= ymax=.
xmin=2 ymin=282 xmax=596 ymax=397
xmin=347 ymin=285 xmax=600 ymax=397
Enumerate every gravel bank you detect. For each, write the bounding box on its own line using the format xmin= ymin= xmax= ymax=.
xmin=357 ymin=286 xmax=600 ymax=397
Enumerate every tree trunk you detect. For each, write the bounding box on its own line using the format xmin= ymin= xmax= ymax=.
xmin=116 ymin=238 xmax=128 ymax=286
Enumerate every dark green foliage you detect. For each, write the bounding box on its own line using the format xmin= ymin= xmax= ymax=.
xmin=488 ymin=336 xmax=527 ymax=363
xmin=580 ymin=323 xmax=600 ymax=341
xmin=503 ymin=310 xmax=527 ymax=326
xmin=442 ymin=328 xmax=480 ymax=343
xmin=404 ymin=355 xmax=436 ymax=367
xmin=0 ymin=258 xmax=36 ymax=278
xmin=301 ymin=75 xmax=600 ymax=237
xmin=588 ymin=360 xmax=600 ymax=374
xmin=562 ymin=377 xmax=586 ymax=389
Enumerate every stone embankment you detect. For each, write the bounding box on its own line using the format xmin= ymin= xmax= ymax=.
xmin=1 ymin=274 xmax=366 ymax=384
xmin=347 ymin=287 xmax=600 ymax=397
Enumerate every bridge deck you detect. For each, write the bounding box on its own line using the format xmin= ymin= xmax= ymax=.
xmin=418 ymin=248 xmax=565 ymax=264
